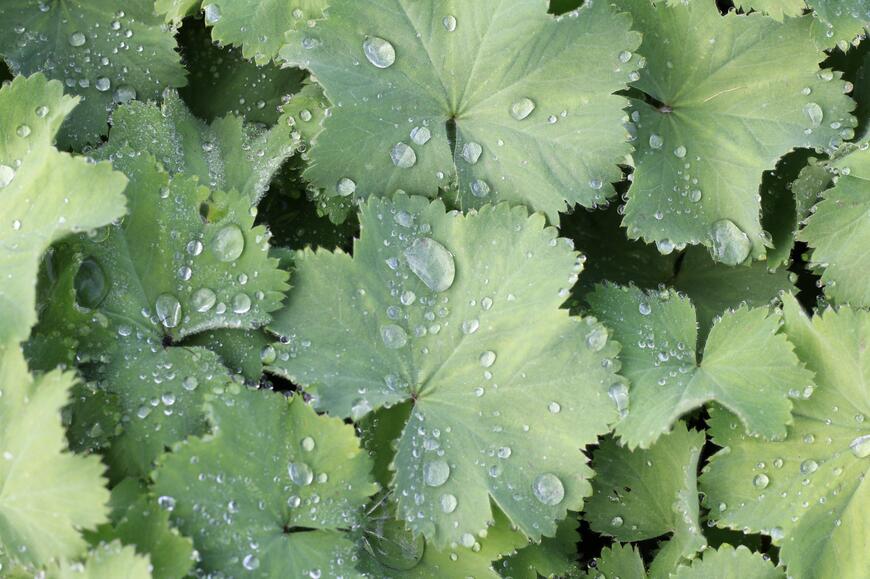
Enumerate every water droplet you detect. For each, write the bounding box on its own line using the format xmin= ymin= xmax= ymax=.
xmin=363 ymin=36 xmax=396 ymax=68
xmin=611 ymin=515 xmax=624 ymax=527
xmin=299 ymin=109 xmax=312 ymax=122
xmin=479 ymin=350 xmax=496 ymax=368
xmin=470 ymin=179 xmax=491 ymax=198
xmin=113 ymin=85 xmax=137 ymax=104
xmin=849 ymin=434 xmax=870 ymax=458
xmin=462 ymin=319 xmax=479 ymax=335
xmin=638 ymin=302 xmax=652 ymax=316
xmin=336 ymin=177 xmax=356 ymax=196
xmin=440 ymin=493 xmax=457 ymax=513
xmin=423 ymin=460 xmax=450 ymax=487
xmin=404 ymin=237 xmax=455 ymax=292
xmin=618 ymin=50 xmax=632 ymax=63
xmin=192 ymin=288 xmax=217 ymax=312
xmin=804 ymin=102 xmax=823 ymax=128
xmin=461 ymin=142 xmax=482 ymax=164
xmin=187 ymin=240 xmax=203 ymax=256
xmin=0 ymin=165 xmax=16 ymax=189
xmin=585 ymin=326 xmax=607 ymax=351
xmin=510 ymin=97 xmax=536 ymax=120
xmin=12 ymin=219 xmax=21 ymax=231
xmin=770 ymin=526 xmax=784 ymax=541
xmin=260 ymin=345 xmax=277 ymax=364
xmin=35 ymin=105 xmax=49 ymax=118
xmin=242 ymin=554 xmax=260 ymax=571
xmin=442 ymin=15 xmax=457 ymax=32
xmin=203 ymin=3 xmax=222 ymax=24
xmin=649 ymin=134 xmax=663 ymax=149
xmin=497 ymin=446 xmax=512 ymax=459
xmin=288 ymin=462 xmax=314 ymax=486
xmin=95 ymin=77 xmax=111 ymax=92
xmin=68 ymin=32 xmax=86 ymax=47
xmin=799 ymin=459 xmax=818 ymax=475
xmin=16 ymin=124 xmax=31 ymax=138
xmin=232 ymin=293 xmax=252 ymax=314
xmin=182 ymin=376 xmax=199 ymax=391
xmin=351 ymin=398 xmax=372 ymax=420
xmin=74 ymin=258 xmax=109 ymax=309
xmin=532 ymin=473 xmax=565 ymax=506
xmin=709 ymin=219 xmax=751 ymax=265
xmin=390 ymin=142 xmax=416 ymax=168
xmin=410 ymin=126 xmax=431 ymax=145
xmin=548 ymin=401 xmax=561 ymax=414
xmin=301 ymin=437 xmax=315 ymax=452
xmin=588 ymin=178 xmax=603 ymax=190
xmin=155 ymin=294 xmax=182 ymax=329
xmin=157 ymin=496 xmax=176 ymax=511
xmin=673 ymin=145 xmax=687 ymax=158
xmin=368 ymin=519 xmax=424 ymax=570
xmin=753 ymin=474 xmax=770 ymax=489
xmin=608 ymin=382 xmax=629 ymax=417
xmin=212 ymin=225 xmax=245 ymax=262
xmin=380 ymin=324 xmax=408 ymax=349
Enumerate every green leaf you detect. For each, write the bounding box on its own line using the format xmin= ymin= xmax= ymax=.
xmin=0 ymin=74 xmax=127 ymax=345
xmin=733 ymin=0 xmax=807 ymax=20
xmin=588 ymin=285 xmax=812 ymax=448
xmin=807 ymin=0 xmax=870 ymax=50
xmin=0 ymin=1 xmax=186 ymax=148
xmin=269 ymin=194 xmax=622 ymax=545
xmin=85 ymin=479 xmax=194 ymax=579
xmin=103 ymin=90 xmax=296 ymax=204
xmin=31 ymin=154 xmax=287 ymax=477
xmin=495 ymin=516 xmax=580 ymax=579
xmin=153 ymin=387 xmax=377 ymax=577
xmin=282 ymin=81 xmax=329 ymax=148
xmin=203 ymin=0 xmax=327 ymax=65
xmin=185 ymin=329 xmax=271 ymax=383
xmin=617 ymin=0 xmax=856 ymax=262
xmin=47 ymin=540 xmax=152 ymax=579
xmin=700 ymin=294 xmax=870 ymax=579
xmin=155 ymin=0 xmax=200 ymax=23
xmin=178 ymin=18 xmax=306 ymax=125
xmin=278 ymin=0 xmax=641 ymax=221
xmin=670 ymin=545 xmax=783 ymax=579
xmin=582 ymin=543 xmax=647 ymax=579
xmin=584 ymin=422 xmax=707 ymax=577
xmin=0 ymin=342 xmax=110 ymax=567
xmin=798 ymin=143 xmax=870 ymax=307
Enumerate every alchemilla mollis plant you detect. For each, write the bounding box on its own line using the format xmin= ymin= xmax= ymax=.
xmin=0 ymin=0 xmax=867 ymax=577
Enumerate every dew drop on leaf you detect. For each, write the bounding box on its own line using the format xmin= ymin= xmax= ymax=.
xmin=155 ymin=294 xmax=182 ymax=329
xmin=203 ymin=3 xmax=222 ymax=24
xmin=390 ymin=142 xmax=416 ymax=168
xmin=68 ymin=32 xmax=86 ymax=47
xmin=95 ymin=77 xmax=111 ymax=92
xmin=585 ymin=326 xmax=608 ymax=352
xmin=369 ymin=518 xmax=424 ymax=570
xmin=479 ymin=350 xmax=496 ymax=368
xmin=423 ymin=460 xmax=450 ymax=487
xmin=440 ymin=493 xmax=457 ymax=513
xmin=212 ymin=224 xmax=245 ymax=262
xmin=443 ymin=15 xmax=457 ymax=32
xmin=510 ymin=97 xmax=536 ymax=121
xmin=0 ymin=165 xmax=16 ymax=189
xmin=74 ymin=258 xmax=109 ymax=310
xmin=804 ymin=102 xmax=823 ymax=128
xmin=709 ymin=219 xmax=751 ymax=265
xmin=608 ymin=382 xmax=630 ymax=417
xmin=232 ymin=293 xmax=251 ymax=314
xmin=673 ymin=145 xmax=687 ymax=158
xmin=849 ymin=434 xmax=870 ymax=458
xmin=611 ymin=515 xmax=624 ymax=527
xmin=16 ymin=124 xmax=31 ymax=138
xmin=113 ymin=85 xmax=137 ymax=104
xmin=532 ymin=473 xmax=565 ymax=506
xmin=192 ymin=288 xmax=217 ymax=312
xmin=363 ymin=36 xmax=396 ymax=69
xmin=410 ymin=126 xmax=431 ymax=145
xmin=403 ymin=237 xmax=455 ymax=292
xmin=380 ymin=324 xmax=408 ymax=349
xmin=548 ymin=401 xmax=561 ymax=414
xmin=649 ymin=134 xmax=664 ymax=149
xmin=471 ymin=179 xmax=491 ymax=198
xmin=288 ymin=461 xmax=314 ymax=486
xmin=336 ymin=178 xmax=356 ymax=196
xmin=799 ymin=459 xmax=819 ymax=475
xmin=242 ymin=554 xmax=259 ymax=571
xmin=753 ymin=474 xmax=770 ymax=489
xmin=301 ymin=437 xmax=315 ymax=452
xmin=462 ymin=319 xmax=479 ymax=335
xmin=461 ymin=142 xmax=483 ymax=165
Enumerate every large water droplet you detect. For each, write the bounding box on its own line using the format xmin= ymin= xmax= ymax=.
xmin=336 ymin=177 xmax=356 ymax=196
xmin=203 ymin=3 xmax=222 ymax=24
xmin=410 ymin=126 xmax=431 ymax=145
xmin=0 ymin=165 xmax=16 ymax=189
xmin=479 ymin=350 xmax=496 ymax=368
xmin=368 ymin=519 xmax=424 ymax=571
xmin=799 ymin=459 xmax=819 ymax=475
xmin=380 ymin=324 xmax=408 ymax=349
xmin=74 ymin=258 xmax=109 ymax=309
xmin=192 ymin=288 xmax=217 ymax=312
xmin=288 ymin=462 xmax=314 ymax=486
xmin=113 ymin=85 xmax=137 ymax=104
xmin=212 ymin=224 xmax=245 ymax=262
xmin=849 ymin=434 xmax=870 ymax=458
xmin=423 ymin=460 xmax=450 ymax=487
xmin=242 ymin=554 xmax=259 ymax=571
xmin=363 ymin=36 xmax=396 ymax=68
xmin=440 ymin=493 xmax=457 ymax=513
xmin=585 ymin=326 xmax=607 ymax=351
xmin=470 ymin=179 xmax=491 ymax=198
xmin=95 ymin=77 xmax=111 ymax=92
xmin=804 ymin=102 xmax=823 ymax=128
xmin=442 ymin=15 xmax=457 ymax=32
xmin=301 ymin=436 xmax=316 ymax=452
xmin=462 ymin=319 xmax=479 ymax=335
xmin=404 ymin=237 xmax=455 ymax=292
xmin=232 ymin=293 xmax=252 ymax=314
xmin=649 ymin=134 xmax=664 ymax=149
xmin=709 ymin=219 xmax=751 ymax=265
xmin=155 ymin=294 xmax=182 ymax=329
xmin=611 ymin=515 xmax=624 ymax=527
xmin=753 ymin=473 xmax=770 ymax=489
xmin=510 ymin=97 xmax=536 ymax=120
xmin=608 ymin=382 xmax=629 ymax=418
xmin=68 ymin=31 xmax=86 ymax=47
xmin=390 ymin=142 xmax=417 ymax=168
xmin=532 ymin=473 xmax=565 ymax=506
xmin=461 ymin=142 xmax=482 ymax=165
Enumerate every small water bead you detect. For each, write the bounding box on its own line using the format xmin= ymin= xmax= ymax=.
xmin=155 ymin=294 xmax=182 ymax=329
xmin=673 ymin=145 xmax=687 ymax=158
xmin=400 ymin=290 xmax=416 ymax=305
xmin=497 ymin=446 xmax=512 ymax=459
xmin=299 ymin=109 xmax=313 ymax=122
xmin=203 ymin=3 xmax=222 ymax=24
xmin=586 ymin=326 xmax=608 ymax=351
xmin=212 ymin=224 xmax=245 ymax=261
xmin=479 ymin=351 xmax=496 ymax=368
xmin=481 ymin=297 xmax=493 ymax=310
xmin=470 ymin=179 xmax=491 ymax=198
xmin=161 ymin=392 xmax=176 ymax=406
xmin=177 ymin=265 xmax=192 ymax=281
xmin=462 ymin=319 xmax=480 ymax=335
xmin=11 ymin=220 xmax=21 ymax=231
xmin=301 ymin=436 xmax=316 ymax=452
xmin=608 ymin=382 xmax=630 ymax=417
xmin=423 ymin=460 xmax=450 ymax=487
xmin=588 ymin=178 xmax=603 ymax=190
xmin=548 ymin=401 xmax=561 ymax=414
xmin=709 ymin=219 xmax=751 ymax=265
xmin=74 ymin=258 xmax=109 ymax=309
xmin=799 ymin=459 xmax=819 ymax=475
xmin=232 ymin=293 xmax=252 ymax=314
xmin=363 ymin=36 xmax=396 ymax=68
xmin=849 ymin=434 xmax=870 ymax=458
xmin=689 ymin=189 xmax=703 ymax=203
xmin=16 ymin=124 xmax=31 ymax=138
xmin=532 ymin=473 xmax=565 ymax=506
xmin=656 ymin=238 xmax=675 ymax=255
xmin=769 ymin=527 xmax=784 ymax=542
xmin=390 ymin=142 xmax=417 ymax=168
xmin=611 ymin=516 xmax=624 ymax=527
xmin=182 ymin=376 xmax=199 ymax=391
xmin=649 ymin=133 xmax=664 ymax=149
xmin=242 ymin=555 xmax=260 ymax=571
xmin=440 ymin=493 xmax=457 ymax=513
xmin=68 ymin=31 xmax=86 ymax=47
xmin=380 ymin=324 xmax=408 ymax=349
xmin=260 ymin=345 xmax=277 ymax=364
xmin=618 ymin=50 xmax=632 ymax=63
xmin=443 ymin=15 xmax=457 ymax=32
xmin=35 ymin=105 xmax=49 ymax=118
xmin=753 ymin=474 xmax=770 ymax=489
xmin=113 ymin=85 xmax=137 ymax=104
xmin=804 ymin=102 xmax=823 ymax=128
xmin=192 ymin=288 xmax=217 ymax=312
xmin=638 ymin=302 xmax=652 ymax=316
xmin=510 ymin=97 xmax=536 ymax=121
xmin=157 ymin=496 xmax=176 ymax=511
xmin=410 ymin=126 xmax=431 ymax=145
xmin=404 ymin=237 xmax=456 ymax=292
xmin=0 ymin=165 xmax=16 ymax=189
xmin=288 ymin=462 xmax=314 ymax=486
xmin=461 ymin=142 xmax=483 ymax=164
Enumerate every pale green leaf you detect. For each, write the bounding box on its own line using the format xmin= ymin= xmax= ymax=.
xmin=617 ymin=0 xmax=856 ymax=262
xmin=582 ymin=543 xmax=647 ymax=579
xmin=0 ymin=342 xmax=110 ymax=567
xmin=0 ymin=74 xmax=127 ymax=345
xmin=495 ymin=516 xmax=580 ymax=579
xmin=798 ymin=143 xmax=870 ymax=307
xmin=47 ymin=541 xmax=152 ymax=579
xmin=0 ymin=1 xmax=186 ymax=148
xmin=588 ymin=285 xmax=811 ymax=448
xmin=185 ymin=329 xmax=271 ymax=383
xmin=270 ymin=194 xmax=622 ymax=545
xmin=279 ymin=0 xmax=641 ymax=221
xmin=734 ymin=0 xmax=807 ymax=20
xmin=153 ymin=388 xmax=377 ymax=577
xmin=700 ymin=294 xmax=870 ymax=579
xmin=103 ymin=90 xmax=296 ymax=204
xmin=807 ymin=0 xmax=870 ymax=50
xmin=670 ymin=545 xmax=783 ymax=579
xmin=155 ymin=0 xmax=200 ymax=23
xmin=585 ymin=422 xmax=707 ymax=577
